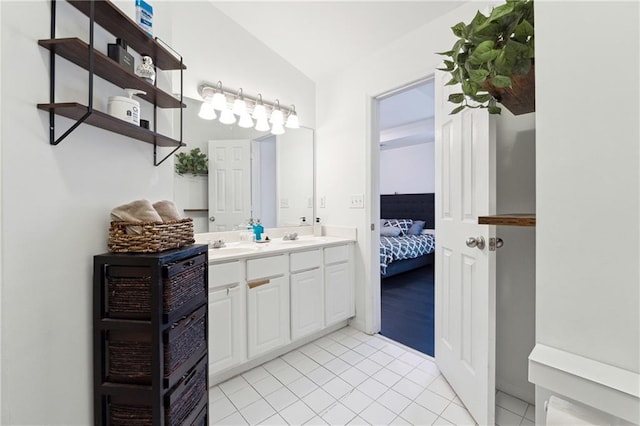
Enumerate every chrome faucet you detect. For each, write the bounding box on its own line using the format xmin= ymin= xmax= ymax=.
xmin=209 ymin=239 xmax=226 ymax=249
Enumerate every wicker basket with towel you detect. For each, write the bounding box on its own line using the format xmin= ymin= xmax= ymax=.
xmin=108 ymin=200 xmax=195 ymax=253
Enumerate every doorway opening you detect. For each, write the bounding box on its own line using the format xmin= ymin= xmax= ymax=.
xmin=374 ymin=78 xmax=436 ymax=356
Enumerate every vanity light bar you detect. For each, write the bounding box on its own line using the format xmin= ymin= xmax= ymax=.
xmin=197 ymin=82 xmax=299 ymax=133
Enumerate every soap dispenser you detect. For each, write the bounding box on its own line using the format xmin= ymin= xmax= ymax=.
xmin=108 ymin=88 xmax=146 ymax=125
xmin=253 ymin=219 xmax=264 ymax=241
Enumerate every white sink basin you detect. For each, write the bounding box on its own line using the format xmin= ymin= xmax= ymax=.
xmin=208 ymin=245 xmax=259 ymax=257
xmin=277 ymin=237 xmax=327 ymax=245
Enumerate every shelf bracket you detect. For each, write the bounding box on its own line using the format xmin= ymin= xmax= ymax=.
xmin=52 ymin=110 xmax=92 ymax=145
xmin=152 ymin=37 xmax=185 ymax=167
xmin=154 ymin=143 xmax=183 ymax=167
xmin=48 ymin=0 xmax=95 ymax=145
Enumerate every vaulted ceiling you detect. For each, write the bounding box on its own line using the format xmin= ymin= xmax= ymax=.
xmin=209 ymin=1 xmax=465 ymax=82
xmin=209 ymin=1 xmax=464 ymax=149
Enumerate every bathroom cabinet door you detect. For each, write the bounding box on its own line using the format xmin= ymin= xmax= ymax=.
xmin=208 ymin=285 xmax=245 ymax=375
xmin=290 ymin=268 xmax=323 ymax=340
xmin=324 ymin=262 xmax=353 ymax=326
xmin=247 ymin=276 xmax=290 ymax=359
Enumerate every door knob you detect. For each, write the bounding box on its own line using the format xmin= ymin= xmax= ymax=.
xmin=209 ymin=216 xmax=216 ymax=222
xmin=466 ymin=236 xmax=486 ymax=250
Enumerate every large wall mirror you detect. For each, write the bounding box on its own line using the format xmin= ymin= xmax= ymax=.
xmin=174 ymin=97 xmax=314 ymax=233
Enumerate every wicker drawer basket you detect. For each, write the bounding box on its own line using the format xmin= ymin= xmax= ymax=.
xmin=108 ymin=357 xmax=207 ymax=426
xmin=107 ymin=305 xmax=207 ymax=385
xmin=108 ymin=218 xmax=195 ymax=253
xmin=106 ymin=254 xmax=206 ymax=319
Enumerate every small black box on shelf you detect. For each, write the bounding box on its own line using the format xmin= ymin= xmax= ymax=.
xmin=107 ymin=38 xmax=134 ymax=73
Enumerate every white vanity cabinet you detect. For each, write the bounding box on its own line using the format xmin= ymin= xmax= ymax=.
xmin=204 ymin=236 xmax=356 ymax=385
xmin=290 ymin=249 xmax=324 ymax=340
xmin=208 ymin=261 xmax=246 ymax=376
xmin=246 ymin=255 xmax=290 ymax=359
xmin=324 ymin=244 xmax=354 ymax=326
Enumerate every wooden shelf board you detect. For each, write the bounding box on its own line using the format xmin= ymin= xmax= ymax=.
xmin=38 ymin=38 xmax=184 ymax=108
xmin=183 ymin=209 xmax=208 ymax=213
xmin=37 ymin=103 xmax=185 ymax=148
xmin=478 ymin=214 xmax=536 ymax=227
xmin=67 ymin=0 xmax=185 ymax=70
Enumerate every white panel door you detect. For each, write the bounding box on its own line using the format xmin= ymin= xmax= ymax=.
xmin=208 ymin=140 xmax=251 ymax=231
xmin=290 ymin=268 xmax=324 ymax=340
xmin=434 ymin=70 xmax=497 ymax=426
xmin=208 ymin=285 xmax=245 ymax=375
xmin=247 ymin=276 xmax=290 ymax=358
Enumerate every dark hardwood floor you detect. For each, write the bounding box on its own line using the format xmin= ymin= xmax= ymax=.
xmin=380 ymin=264 xmax=434 ymax=356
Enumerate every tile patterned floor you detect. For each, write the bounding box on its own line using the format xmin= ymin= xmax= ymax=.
xmin=209 ymin=326 xmax=535 ymax=426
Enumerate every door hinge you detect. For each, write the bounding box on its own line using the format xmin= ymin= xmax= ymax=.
xmin=371 ymin=223 xmax=375 ymax=231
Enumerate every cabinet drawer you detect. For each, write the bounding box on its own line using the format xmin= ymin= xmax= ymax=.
xmin=290 ymin=249 xmax=321 ymax=272
xmin=105 ymin=253 xmax=206 ymax=321
xmin=210 ymin=261 xmax=242 ymax=289
xmin=324 ymin=245 xmax=350 ymax=265
xmin=247 ymin=255 xmax=287 ymax=281
xmin=105 ymin=305 xmax=207 ymax=388
xmin=107 ymin=355 xmax=207 ymax=426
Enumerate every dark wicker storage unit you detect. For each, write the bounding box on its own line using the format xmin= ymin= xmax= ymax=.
xmin=93 ymin=244 xmax=209 ymax=425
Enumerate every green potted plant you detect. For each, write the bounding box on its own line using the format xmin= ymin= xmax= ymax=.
xmin=175 ymin=147 xmax=208 ymax=175
xmin=437 ymin=0 xmax=534 ymax=115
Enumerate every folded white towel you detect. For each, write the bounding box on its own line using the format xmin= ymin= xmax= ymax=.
xmin=153 ymin=200 xmax=182 ymax=222
xmin=111 ymin=200 xmax=163 ymax=234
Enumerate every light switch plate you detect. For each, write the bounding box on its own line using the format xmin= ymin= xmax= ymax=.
xmin=350 ymin=194 xmax=364 ymax=209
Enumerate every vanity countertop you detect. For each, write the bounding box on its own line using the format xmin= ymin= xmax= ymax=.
xmin=206 ymin=235 xmax=355 ymax=263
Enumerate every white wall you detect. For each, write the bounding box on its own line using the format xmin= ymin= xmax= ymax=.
xmin=1 ymin=1 xmax=175 ymax=423
xmin=495 ymin=110 xmax=536 ymax=403
xmin=169 ymin=1 xmax=315 ymax=130
xmin=315 ymin=0 xmax=493 ymax=332
xmin=379 ymin=142 xmax=435 ymax=195
xmin=537 ymin=0 xmax=639 ymax=376
xmin=534 ymin=0 xmax=639 ymax=421
xmin=0 ymin=1 xmax=315 ymax=424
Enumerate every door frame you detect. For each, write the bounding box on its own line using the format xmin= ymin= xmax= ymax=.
xmin=367 ymin=75 xmax=436 ymax=337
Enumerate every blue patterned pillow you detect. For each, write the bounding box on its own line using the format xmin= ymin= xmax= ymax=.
xmin=383 ymin=219 xmax=413 ymax=236
xmin=407 ymin=220 xmax=426 ymax=236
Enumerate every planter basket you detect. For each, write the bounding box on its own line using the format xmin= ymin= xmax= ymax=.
xmin=108 ymin=218 xmax=195 ymax=253
xmin=481 ymin=62 xmax=536 ymax=115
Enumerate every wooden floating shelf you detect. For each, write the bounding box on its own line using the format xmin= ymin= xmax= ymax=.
xmin=183 ymin=209 xmax=208 ymax=213
xmin=478 ymin=214 xmax=536 ymax=227
xmin=67 ymin=0 xmax=185 ymax=70
xmin=37 ymin=103 xmax=185 ymax=148
xmin=38 ymin=38 xmax=184 ymax=108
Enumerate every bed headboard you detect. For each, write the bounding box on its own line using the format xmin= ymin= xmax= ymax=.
xmin=380 ymin=193 xmax=435 ymax=229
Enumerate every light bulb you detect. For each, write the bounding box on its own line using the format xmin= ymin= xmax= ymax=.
xmin=255 ymin=117 xmax=270 ymax=132
xmin=285 ymin=109 xmax=299 ymax=129
xmin=252 ymin=103 xmax=267 ymax=121
xmin=238 ymin=112 xmax=254 ymax=128
xmin=271 ymin=122 xmax=285 ymax=135
xmin=232 ymin=98 xmax=247 ymax=116
xmin=269 ymin=108 xmax=284 ymax=125
xmin=219 ymin=107 xmax=236 ymax=124
xmin=198 ymin=101 xmax=216 ymax=120
xmin=212 ymin=92 xmax=227 ymax=110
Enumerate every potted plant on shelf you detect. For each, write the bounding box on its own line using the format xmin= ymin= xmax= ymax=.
xmin=437 ymin=0 xmax=534 ymax=115
xmin=175 ymin=147 xmax=208 ymax=176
